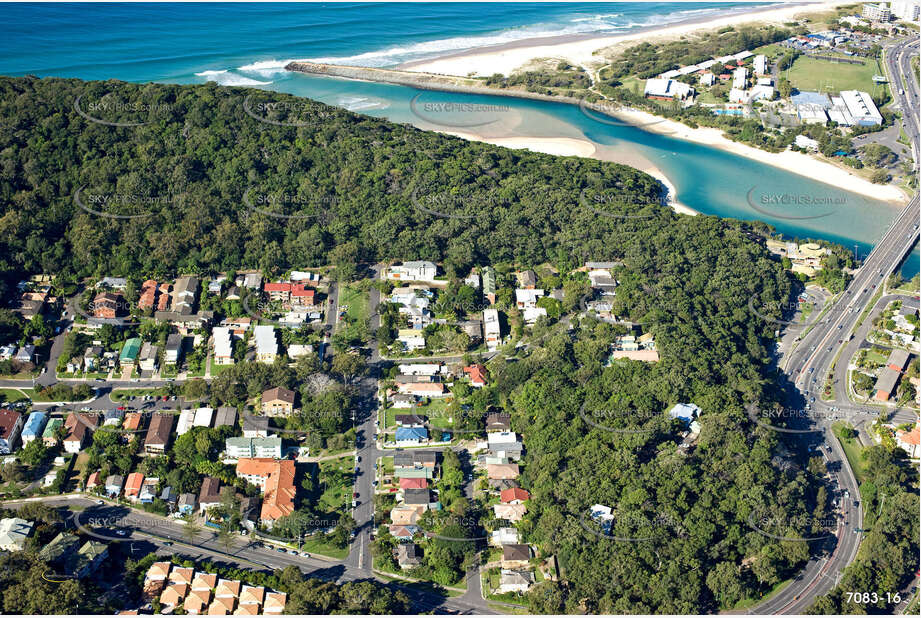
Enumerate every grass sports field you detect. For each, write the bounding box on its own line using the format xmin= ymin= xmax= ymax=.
xmin=784 ymin=55 xmax=886 ymax=95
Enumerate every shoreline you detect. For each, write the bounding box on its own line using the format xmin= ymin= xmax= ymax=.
xmin=397 ymin=1 xmax=854 ymax=77
xmin=396 ymin=2 xmax=791 ymax=74
xmin=286 ymin=61 xmax=906 ymax=206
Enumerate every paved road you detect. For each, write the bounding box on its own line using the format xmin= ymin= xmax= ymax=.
xmin=749 ymin=191 xmax=919 ymax=614
xmin=2 ymin=495 xmax=491 ymax=614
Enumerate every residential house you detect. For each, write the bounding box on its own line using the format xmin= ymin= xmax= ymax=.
xmin=254 ymin=325 xmax=278 ymax=363
xmin=398 ymin=363 xmax=442 ymax=376
xmin=234 ymin=458 xmax=296 ymax=526
xmin=261 ymin=387 xmax=295 ymax=417
xmin=85 ymin=471 xmax=101 ymax=490
xmin=501 ymin=544 xmax=531 ymax=568
xmin=498 ymin=569 xmax=534 ymax=594
xmin=178 ymin=492 xmax=197 ymax=515
xmin=214 ymin=407 xmax=238 ymax=428
xmin=83 ymin=345 xmax=103 ymax=371
xmin=14 ymin=344 xmax=35 ymax=364
xmin=397 ymin=381 xmax=446 ymax=398
xmin=144 ymin=412 xmax=174 ymax=455
xmin=515 ymin=288 xmax=544 ymax=310
xmin=463 ymin=364 xmax=487 ymax=387
xmin=486 ymin=463 xmax=520 ymax=480
xmin=39 ymin=533 xmax=108 ymax=579
xmin=289 ymin=285 xmax=316 ymax=310
xmin=20 ymin=411 xmax=48 ymax=444
xmin=516 ymin=270 xmax=537 ymax=289
xmin=500 ymin=487 xmax=530 ymax=504
xmin=395 ymin=426 xmax=429 ymax=446
xmin=120 ymin=337 xmax=142 ymax=366
xmin=394 ymin=543 xmax=423 ymax=569
xmin=212 ymin=327 xmax=234 ymax=365
xmin=387 ymin=261 xmax=437 ymax=283
xmin=489 ymin=527 xmax=520 ymax=547
xmin=172 ymin=276 xmax=200 ymax=315
xmin=124 ymin=412 xmax=145 ymax=432
xmin=895 ymin=423 xmax=920 ymax=458
xmin=388 ymin=524 xmax=420 ymax=541
xmin=183 ymin=588 xmax=211 ymax=614
xmin=286 ymin=344 xmax=313 ymax=359
xmin=402 ymin=488 xmax=437 ymax=511
xmin=399 ymin=477 xmax=428 ymax=490
xmin=243 ymin=415 xmax=270 ymax=438
xmin=42 ymin=418 xmax=63 ymax=446
xmin=483 ymin=308 xmax=501 ymax=351
xmin=62 ymin=412 xmax=93 ymax=454
xmin=397 ymin=329 xmax=426 ymax=351
xmin=125 ymin=472 xmax=144 ymax=502
xmin=486 ymin=412 xmax=511 ymax=432
xmin=198 ymin=477 xmax=222 ymax=515
xmin=394 ymin=414 xmax=426 ymax=427
xmin=160 ymin=583 xmax=190 ymax=609
xmin=105 ymin=474 xmax=124 ymax=497
xmin=93 ymin=292 xmax=120 ymax=319
xmin=139 ymin=476 xmax=159 ymax=503
xmin=391 ymin=394 xmax=418 ymax=409
xmin=0 ymin=517 xmax=34 ymax=551
xmin=482 ymin=266 xmax=496 ymax=304
xmin=390 ymin=507 xmax=421 ymax=526
xmin=138 ymin=342 xmax=159 ymax=372
xmin=396 ymin=450 xmax=436 ymax=468
xmin=264 ymin=592 xmax=287 ymax=615
xmin=165 ymin=333 xmax=183 ymax=365
xmin=668 ymin=403 xmax=701 ymax=425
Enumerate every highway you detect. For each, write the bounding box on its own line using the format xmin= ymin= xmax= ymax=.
xmin=748 ymin=34 xmax=921 ymax=614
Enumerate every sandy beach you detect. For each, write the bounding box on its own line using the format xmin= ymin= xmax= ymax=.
xmin=611 ymin=108 xmax=907 ymax=203
xmin=438 ymin=130 xmax=699 ymax=217
xmin=400 ymin=1 xmax=856 ymax=77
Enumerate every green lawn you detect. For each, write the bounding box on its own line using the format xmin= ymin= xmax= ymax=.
xmin=784 ymin=55 xmax=885 ymax=95
xmin=339 ymin=285 xmax=370 ymax=323
xmin=111 ymin=387 xmax=171 ymax=401
xmin=832 ymin=421 xmax=868 ymax=484
xmin=750 ymin=43 xmax=785 ymax=59
xmin=296 ymin=536 xmax=349 ymax=560
xmin=385 ymin=398 xmax=454 ymax=430
xmin=863 ymin=347 xmax=889 ymax=366
xmin=316 ymin=458 xmax=354 ymax=513
xmin=0 ymin=388 xmax=31 ymax=404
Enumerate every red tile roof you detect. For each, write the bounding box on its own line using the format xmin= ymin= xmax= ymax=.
xmin=500 ymin=487 xmax=530 ymax=503
xmin=399 ymin=477 xmax=428 ymax=490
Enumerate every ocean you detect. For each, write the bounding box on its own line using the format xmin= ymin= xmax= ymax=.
xmin=1 ymin=2 xmax=917 ymax=276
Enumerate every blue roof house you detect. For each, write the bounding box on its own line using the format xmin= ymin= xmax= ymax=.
xmin=395 ymin=426 xmax=428 ymax=446
xmin=20 ymin=412 xmax=48 ymax=444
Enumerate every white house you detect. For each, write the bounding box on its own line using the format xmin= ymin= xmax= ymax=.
xmin=212 ymin=327 xmax=233 ymax=365
xmin=254 ymin=325 xmax=278 ymax=363
xmin=398 ymin=363 xmax=442 ymax=376
xmin=753 ymin=54 xmax=768 ymax=75
xmin=522 ymin=307 xmax=547 ymax=325
xmin=484 ymin=308 xmax=501 ymax=351
xmin=515 ymin=289 xmax=544 ymax=310
xmin=0 ymin=517 xmax=34 ymax=551
xmin=387 ymin=261 xmax=437 ymax=283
